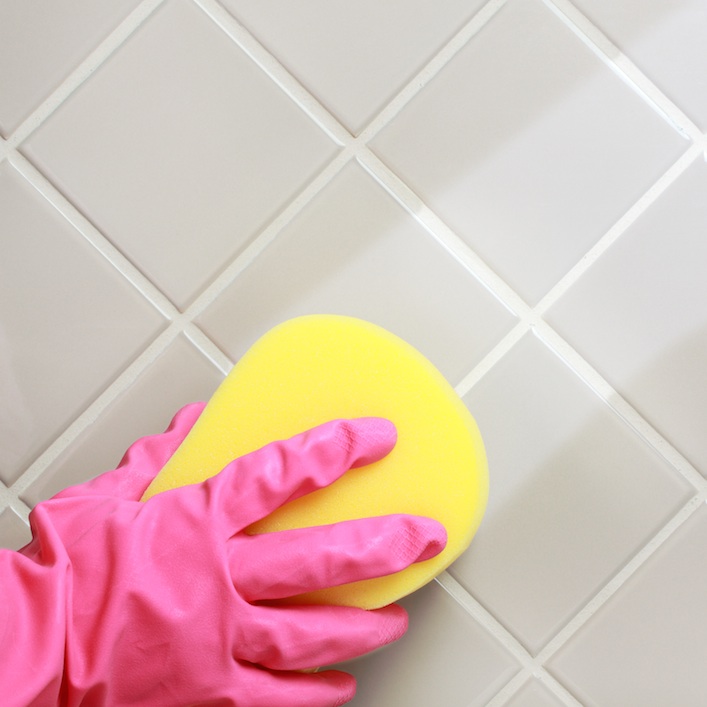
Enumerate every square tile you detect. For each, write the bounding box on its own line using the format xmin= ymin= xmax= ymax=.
xmin=22 ymin=336 xmax=223 ymax=506
xmin=21 ymin=0 xmax=337 ymax=309
xmin=220 ymin=0 xmax=487 ymax=133
xmin=197 ymin=162 xmax=516 ymax=384
xmin=0 ymin=162 xmax=164 ymax=485
xmin=451 ymin=333 xmax=693 ymax=654
xmin=336 ymin=582 xmax=519 ymax=706
xmin=547 ymin=158 xmax=707 ymax=476
xmin=0 ymin=0 xmax=142 ymax=137
xmin=372 ymin=0 xmax=687 ymax=304
xmin=0 ymin=508 xmax=31 ymax=551
xmin=548 ymin=505 xmax=707 ymax=706
xmin=572 ymin=0 xmax=707 ymax=130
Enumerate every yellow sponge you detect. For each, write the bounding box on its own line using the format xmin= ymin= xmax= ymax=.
xmin=142 ymin=315 xmax=487 ymax=609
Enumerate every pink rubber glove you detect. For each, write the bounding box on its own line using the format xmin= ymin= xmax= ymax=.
xmin=0 ymin=403 xmax=446 ymax=706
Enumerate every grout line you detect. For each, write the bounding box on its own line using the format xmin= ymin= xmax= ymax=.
xmin=445 ymin=491 xmax=707 ymax=705
xmin=436 ymin=572 xmax=535 ymax=672
xmin=192 ymin=0 xmax=353 ymax=147
xmin=10 ymin=324 xmax=183 ymax=499
xmin=356 ymin=149 xmax=529 ymax=321
xmin=535 ymin=323 xmax=707 ymax=492
xmin=8 ymin=151 xmax=181 ymax=321
xmin=181 ymin=148 xmax=355 ymax=321
xmin=454 ymin=321 xmax=530 ymax=399
xmin=357 ymin=0 xmax=509 ymax=143
xmin=8 ymin=499 xmax=33 ymax=527
xmin=0 ymin=483 xmax=32 ymax=534
xmin=536 ymin=491 xmax=707 ymax=666
xmin=7 ymin=0 xmax=167 ymax=148
xmin=542 ymin=0 xmax=702 ymax=142
xmin=534 ymin=143 xmax=703 ymax=316
xmin=360 ymin=139 xmax=704 ymax=487
xmin=485 ymin=669 xmax=582 ymax=707
xmin=436 ymin=572 xmax=582 ymax=706
xmin=182 ymin=324 xmax=234 ymax=376
xmin=179 ymin=0 xmax=515 ymax=328
xmin=0 ymin=481 xmax=13 ymax=510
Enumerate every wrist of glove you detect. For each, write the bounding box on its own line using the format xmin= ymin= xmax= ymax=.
xmin=1 ymin=404 xmax=446 ymax=707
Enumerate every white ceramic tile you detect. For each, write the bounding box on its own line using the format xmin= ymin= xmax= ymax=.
xmin=0 ymin=0 xmax=142 ymax=137
xmin=572 ymin=0 xmax=707 ymax=130
xmin=338 ymin=582 xmax=519 ymax=706
xmin=0 ymin=161 xmax=164 ymax=485
xmin=197 ymin=162 xmax=516 ymax=384
xmin=220 ymin=0 xmax=487 ymax=134
xmin=548 ymin=504 xmax=707 ymax=706
xmin=22 ymin=336 xmax=223 ymax=506
xmin=0 ymin=508 xmax=31 ymax=552
xmin=504 ymin=678 xmax=566 ymax=707
xmin=548 ymin=158 xmax=707 ymax=477
xmin=452 ymin=333 xmax=693 ymax=654
xmin=372 ymin=0 xmax=687 ymax=305
xmin=21 ymin=0 xmax=337 ymax=309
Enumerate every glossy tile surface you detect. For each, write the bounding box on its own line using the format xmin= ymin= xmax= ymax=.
xmin=549 ymin=505 xmax=707 ymax=706
xmin=21 ymin=336 xmax=222 ymax=506
xmin=0 ymin=0 xmax=142 ymax=136
xmin=338 ymin=582 xmax=519 ymax=706
xmin=453 ymin=334 xmax=692 ymax=654
xmin=372 ymin=0 xmax=687 ymax=304
xmin=572 ymin=0 xmax=707 ymax=129
xmin=198 ymin=163 xmax=515 ymax=384
xmin=2 ymin=0 xmax=706 ymax=703
xmin=22 ymin=0 xmax=337 ymax=309
xmin=221 ymin=0 xmax=488 ymax=133
xmin=0 ymin=161 xmax=164 ymax=485
xmin=548 ymin=159 xmax=707 ymax=475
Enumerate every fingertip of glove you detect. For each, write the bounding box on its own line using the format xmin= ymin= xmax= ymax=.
xmin=376 ymin=603 xmax=409 ymax=646
xmin=337 ymin=417 xmax=397 ymax=469
xmin=413 ymin=516 xmax=448 ymax=563
xmin=389 ymin=515 xmax=447 ymax=570
xmin=167 ymin=401 xmax=206 ymax=431
xmin=318 ymin=670 xmax=357 ymax=706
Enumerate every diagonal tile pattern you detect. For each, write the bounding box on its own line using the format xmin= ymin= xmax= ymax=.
xmin=1 ymin=0 xmax=706 ymax=703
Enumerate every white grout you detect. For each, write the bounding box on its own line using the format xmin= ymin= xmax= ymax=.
xmin=436 ymin=571 xmax=583 ymax=706
xmin=535 ymin=491 xmax=707 ymax=664
xmin=534 ymin=142 xmax=703 ymax=317
xmin=535 ymin=323 xmax=707 ymax=491
xmin=542 ymin=0 xmax=702 ymax=142
xmin=191 ymin=0 xmax=353 ymax=146
xmin=11 ymin=324 xmax=182 ymax=498
xmin=3 ymin=0 xmax=707 ymax=703
xmin=8 ymin=151 xmax=181 ymax=321
xmin=357 ymin=0 xmax=510 ymax=142
xmin=182 ymin=323 xmax=234 ymax=377
xmin=356 ymin=149 xmax=529 ymax=321
xmin=7 ymin=0 xmax=168 ymax=148
xmin=180 ymin=148 xmax=355 ymax=322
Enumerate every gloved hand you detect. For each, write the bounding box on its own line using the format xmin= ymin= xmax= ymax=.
xmin=0 ymin=403 xmax=446 ymax=706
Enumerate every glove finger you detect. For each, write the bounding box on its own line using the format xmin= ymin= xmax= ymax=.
xmin=219 ymin=665 xmax=356 ymax=707
xmin=54 ymin=403 xmax=205 ymax=501
xmin=233 ymin=514 xmax=447 ymax=602
xmin=201 ymin=418 xmax=396 ymax=531
xmin=236 ymin=603 xmax=408 ymax=671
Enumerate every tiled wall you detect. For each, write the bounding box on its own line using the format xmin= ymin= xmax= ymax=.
xmin=2 ymin=1 xmax=707 ymax=705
